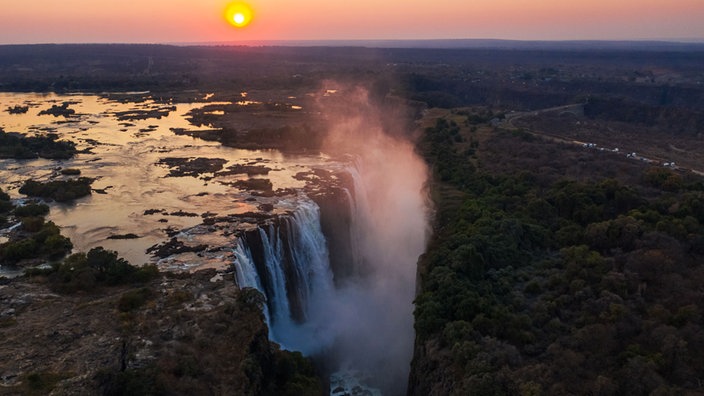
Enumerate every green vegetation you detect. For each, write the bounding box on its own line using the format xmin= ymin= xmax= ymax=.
xmin=0 ymin=129 xmax=77 ymax=159
xmin=18 ymin=372 xmax=72 ymax=396
xmin=412 ymin=116 xmax=704 ymax=395
xmin=13 ymin=203 xmax=50 ymax=218
xmin=19 ymin=177 xmax=93 ymax=202
xmin=264 ymin=350 xmax=323 ymax=396
xmin=0 ymin=187 xmax=12 ymax=226
xmin=0 ymin=218 xmax=72 ymax=265
xmin=117 ymin=287 xmax=154 ymax=312
xmin=49 ymin=247 xmax=159 ymax=293
xmin=1 ymin=188 xmax=74 ymax=265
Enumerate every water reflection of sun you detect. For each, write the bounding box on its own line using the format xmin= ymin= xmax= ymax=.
xmin=225 ymin=2 xmax=254 ymax=28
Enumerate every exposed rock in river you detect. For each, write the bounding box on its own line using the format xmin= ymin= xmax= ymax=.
xmin=157 ymin=157 xmax=228 ymax=178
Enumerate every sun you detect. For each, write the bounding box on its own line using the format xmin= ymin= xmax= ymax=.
xmin=225 ymin=2 xmax=254 ymax=28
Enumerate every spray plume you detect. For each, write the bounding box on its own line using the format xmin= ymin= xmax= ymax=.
xmin=314 ymin=83 xmax=431 ymax=394
xmin=233 ymin=82 xmax=430 ymax=395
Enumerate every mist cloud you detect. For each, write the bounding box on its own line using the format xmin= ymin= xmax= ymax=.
xmin=314 ymin=83 xmax=430 ymax=394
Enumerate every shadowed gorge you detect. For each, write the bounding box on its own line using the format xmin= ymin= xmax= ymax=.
xmin=232 ymin=85 xmax=430 ymax=395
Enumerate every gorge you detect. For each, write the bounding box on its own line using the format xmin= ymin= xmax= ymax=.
xmin=232 ymin=87 xmax=430 ymax=394
xmin=0 ymin=86 xmax=430 ymax=395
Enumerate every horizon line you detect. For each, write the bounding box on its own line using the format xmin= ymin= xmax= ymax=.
xmin=2 ymin=37 xmax=704 ymax=49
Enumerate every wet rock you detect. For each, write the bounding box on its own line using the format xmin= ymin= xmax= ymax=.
xmin=6 ymin=105 xmax=29 ymax=114
xmin=216 ymin=164 xmax=272 ymax=177
xmin=92 ymin=186 xmax=113 ymax=194
xmin=170 ymin=128 xmax=223 ymax=142
xmin=169 ymin=210 xmax=199 ymax=217
xmin=38 ymin=102 xmax=76 ymax=117
xmin=107 ymin=233 xmax=140 ymax=240
xmin=258 ymin=203 xmax=274 ymax=212
xmin=157 ymin=157 xmax=227 ymax=178
xmin=147 ymin=238 xmax=208 ymax=258
xmin=230 ymin=178 xmax=273 ymax=192
xmin=164 ymin=227 xmax=180 ymax=237
xmin=274 ymin=188 xmax=297 ymax=197
xmin=114 ymin=106 xmax=175 ymax=121
xmin=60 ymin=168 xmax=81 ymax=176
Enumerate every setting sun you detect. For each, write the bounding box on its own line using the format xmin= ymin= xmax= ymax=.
xmin=225 ymin=2 xmax=253 ymax=28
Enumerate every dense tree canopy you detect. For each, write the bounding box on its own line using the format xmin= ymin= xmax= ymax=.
xmin=411 ymin=115 xmax=704 ymax=395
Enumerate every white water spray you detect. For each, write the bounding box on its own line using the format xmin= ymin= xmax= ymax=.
xmin=233 ymin=85 xmax=430 ymax=395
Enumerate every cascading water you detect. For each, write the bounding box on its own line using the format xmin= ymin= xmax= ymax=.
xmin=232 ymin=195 xmax=336 ymax=349
xmin=257 ymin=224 xmax=293 ymax=335
xmin=232 ymin=238 xmax=262 ymax=294
xmin=233 ymin=85 xmax=430 ymax=395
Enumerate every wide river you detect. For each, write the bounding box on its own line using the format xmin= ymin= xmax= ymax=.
xmin=0 ymin=92 xmax=332 ymax=270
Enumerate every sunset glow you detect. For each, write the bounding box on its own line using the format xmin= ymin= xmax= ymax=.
xmin=225 ymin=2 xmax=253 ymax=28
xmin=0 ymin=0 xmax=702 ymax=44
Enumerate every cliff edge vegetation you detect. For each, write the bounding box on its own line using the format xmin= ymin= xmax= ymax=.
xmin=410 ymin=109 xmax=704 ymax=395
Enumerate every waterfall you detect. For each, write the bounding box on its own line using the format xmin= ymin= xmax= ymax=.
xmin=232 ymin=238 xmax=262 ymax=291
xmin=284 ymin=199 xmax=335 ymax=317
xmin=232 ymin=195 xmax=335 ymax=350
xmin=232 ymin=125 xmax=429 ymax=395
xmin=340 ymin=163 xmax=366 ymax=275
xmin=257 ymin=224 xmax=293 ymax=335
xmin=232 ymin=150 xmax=428 ymax=394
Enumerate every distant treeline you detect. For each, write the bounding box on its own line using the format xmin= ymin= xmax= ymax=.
xmin=2 ymin=44 xmax=703 ymax=112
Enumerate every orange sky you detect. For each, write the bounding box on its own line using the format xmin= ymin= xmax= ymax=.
xmin=1 ymin=0 xmax=702 ymax=44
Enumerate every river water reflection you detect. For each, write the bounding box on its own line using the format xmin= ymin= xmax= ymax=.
xmin=0 ymin=92 xmax=331 ymax=269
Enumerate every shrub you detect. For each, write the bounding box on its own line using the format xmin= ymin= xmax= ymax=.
xmin=21 ymin=216 xmax=45 ymax=233
xmin=267 ymin=350 xmax=323 ymax=396
xmin=19 ymin=177 xmax=93 ymax=202
xmin=41 ymin=234 xmax=73 ymax=259
xmin=1 ymin=238 xmax=38 ymax=262
xmin=117 ymin=287 xmax=153 ymax=312
xmin=14 ymin=203 xmax=50 ymax=218
xmin=0 ymin=188 xmax=13 ymax=215
xmin=50 ymin=252 xmax=97 ymax=292
xmin=49 ymin=247 xmax=159 ymax=293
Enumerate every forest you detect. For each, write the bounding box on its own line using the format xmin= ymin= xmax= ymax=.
xmin=410 ymin=112 xmax=704 ymax=395
xmin=1 ymin=43 xmax=704 ymax=394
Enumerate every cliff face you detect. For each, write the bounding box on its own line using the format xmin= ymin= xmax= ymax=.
xmin=310 ymin=182 xmax=355 ymax=285
xmin=0 ymin=270 xmax=321 ymax=395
